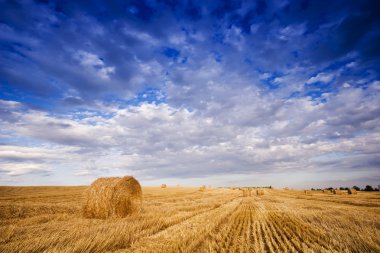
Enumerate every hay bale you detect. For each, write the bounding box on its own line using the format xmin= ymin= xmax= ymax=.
xmin=348 ymin=189 xmax=357 ymax=195
xmin=304 ymin=190 xmax=312 ymax=195
xmin=161 ymin=184 xmax=167 ymax=188
xmin=199 ymin=185 xmax=206 ymax=192
xmin=242 ymin=189 xmax=251 ymax=197
xmin=82 ymin=176 xmax=142 ymax=219
xmin=256 ymin=189 xmax=264 ymax=196
xmin=333 ymin=189 xmax=343 ymax=195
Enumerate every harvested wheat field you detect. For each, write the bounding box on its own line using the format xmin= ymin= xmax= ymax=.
xmin=0 ymin=186 xmax=379 ymax=253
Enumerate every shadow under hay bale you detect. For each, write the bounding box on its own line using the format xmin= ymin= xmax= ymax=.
xmin=82 ymin=176 xmax=142 ymax=219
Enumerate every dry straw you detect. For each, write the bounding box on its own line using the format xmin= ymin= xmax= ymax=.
xmin=82 ymin=176 xmax=142 ymax=219
xmin=348 ymin=189 xmax=357 ymax=195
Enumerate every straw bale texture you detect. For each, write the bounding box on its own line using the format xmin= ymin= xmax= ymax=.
xmin=82 ymin=176 xmax=142 ymax=219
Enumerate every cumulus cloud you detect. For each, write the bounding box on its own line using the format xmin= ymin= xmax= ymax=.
xmin=1 ymin=0 xmax=379 ymax=186
xmin=306 ymin=72 xmax=335 ymax=84
xmin=73 ymin=50 xmax=115 ymax=80
xmin=0 ymin=163 xmax=50 ymax=176
xmin=1 ymin=80 xmax=379 ymax=182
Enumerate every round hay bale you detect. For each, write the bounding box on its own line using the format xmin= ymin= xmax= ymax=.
xmin=82 ymin=176 xmax=142 ymax=219
xmin=199 ymin=185 xmax=206 ymax=192
xmin=256 ymin=189 xmax=264 ymax=196
xmin=348 ymin=189 xmax=357 ymax=195
xmin=333 ymin=189 xmax=343 ymax=195
xmin=161 ymin=184 xmax=167 ymax=188
xmin=304 ymin=190 xmax=312 ymax=195
xmin=242 ymin=188 xmax=252 ymax=197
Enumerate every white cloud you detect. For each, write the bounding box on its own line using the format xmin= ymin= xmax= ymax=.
xmin=342 ymin=82 xmax=351 ymax=88
xmin=73 ymin=50 xmax=115 ymax=79
xmin=1 ymin=81 xmax=379 ymax=183
xmin=0 ymin=163 xmax=50 ymax=176
xmin=306 ymin=72 xmax=335 ymax=84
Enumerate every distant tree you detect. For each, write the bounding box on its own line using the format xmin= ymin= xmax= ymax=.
xmin=339 ymin=187 xmax=345 ymax=190
xmin=326 ymin=187 xmax=334 ymax=190
xmin=352 ymin=186 xmax=360 ymax=191
xmin=311 ymin=188 xmax=315 ymax=191
xmin=364 ymin=185 xmax=374 ymax=191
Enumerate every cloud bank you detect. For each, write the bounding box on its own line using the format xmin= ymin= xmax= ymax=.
xmin=0 ymin=0 xmax=379 ymax=187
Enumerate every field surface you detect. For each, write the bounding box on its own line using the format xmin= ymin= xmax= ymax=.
xmin=0 ymin=186 xmax=379 ymax=253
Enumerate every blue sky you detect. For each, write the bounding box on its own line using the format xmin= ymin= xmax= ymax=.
xmin=0 ymin=0 xmax=379 ymax=188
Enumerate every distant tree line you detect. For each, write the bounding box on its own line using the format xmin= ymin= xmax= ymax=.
xmin=310 ymin=185 xmax=379 ymax=191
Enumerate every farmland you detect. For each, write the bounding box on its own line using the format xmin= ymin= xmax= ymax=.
xmin=0 ymin=186 xmax=379 ymax=252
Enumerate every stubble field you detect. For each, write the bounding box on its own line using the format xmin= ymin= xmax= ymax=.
xmin=0 ymin=186 xmax=379 ymax=253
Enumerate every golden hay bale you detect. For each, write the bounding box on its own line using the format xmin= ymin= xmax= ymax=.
xmin=242 ymin=189 xmax=251 ymax=197
xmin=199 ymin=185 xmax=206 ymax=192
xmin=82 ymin=176 xmax=142 ymax=219
xmin=304 ymin=190 xmax=312 ymax=195
xmin=348 ymin=189 xmax=357 ymax=195
xmin=256 ymin=189 xmax=264 ymax=196
xmin=161 ymin=184 xmax=167 ymax=188
xmin=284 ymin=187 xmax=289 ymax=190
xmin=333 ymin=189 xmax=343 ymax=195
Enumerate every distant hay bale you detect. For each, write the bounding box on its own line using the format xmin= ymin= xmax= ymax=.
xmin=322 ymin=190 xmax=332 ymax=194
xmin=333 ymin=189 xmax=343 ymax=195
xmin=284 ymin=187 xmax=289 ymax=190
xmin=348 ymin=189 xmax=357 ymax=195
xmin=199 ymin=185 xmax=206 ymax=192
xmin=256 ymin=189 xmax=264 ymax=196
xmin=304 ymin=190 xmax=312 ymax=195
xmin=82 ymin=176 xmax=142 ymax=219
xmin=242 ymin=189 xmax=251 ymax=197
xmin=161 ymin=184 xmax=167 ymax=188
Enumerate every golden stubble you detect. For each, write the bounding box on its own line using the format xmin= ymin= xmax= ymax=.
xmin=0 ymin=186 xmax=379 ymax=253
